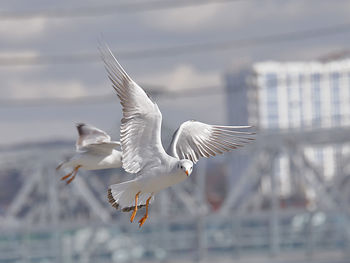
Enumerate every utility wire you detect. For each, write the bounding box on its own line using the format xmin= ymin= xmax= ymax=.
xmin=2 ymin=63 xmax=350 ymax=108
xmin=0 ymin=0 xmax=246 ymax=20
xmin=0 ymin=86 xmax=227 ymax=108
xmin=0 ymin=22 xmax=349 ymax=67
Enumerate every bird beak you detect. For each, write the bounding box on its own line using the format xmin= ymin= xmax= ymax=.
xmin=185 ymin=170 xmax=189 ymax=176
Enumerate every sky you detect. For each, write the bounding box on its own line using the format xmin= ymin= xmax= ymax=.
xmin=1 ymin=0 xmax=350 ymax=146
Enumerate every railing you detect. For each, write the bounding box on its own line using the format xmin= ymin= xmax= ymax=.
xmin=0 ymin=209 xmax=349 ymax=263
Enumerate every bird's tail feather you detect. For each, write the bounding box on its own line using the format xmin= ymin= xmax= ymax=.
xmin=56 ymin=155 xmax=75 ymax=171
xmin=108 ymin=180 xmax=154 ymax=212
xmin=56 ymin=161 xmax=65 ymax=171
xmin=56 ymin=159 xmax=73 ymax=171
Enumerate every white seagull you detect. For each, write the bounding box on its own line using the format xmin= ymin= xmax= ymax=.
xmin=56 ymin=123 xmax=122 ymax=184
xmin=101 ymin=46 xmax=254 ymax=227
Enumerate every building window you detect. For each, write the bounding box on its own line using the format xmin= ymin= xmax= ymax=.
xmin=287 ymin=75 xmax=294 ymax=127
xmin=331 ymin=72 xmax=341 ymax=125
xmin=265 ymin=73 xmax=279 ymax=128
xmin=298 ymin=74 xmax=304 ymax=128
xmin=311 ymin=73 xmax=321 ymax=127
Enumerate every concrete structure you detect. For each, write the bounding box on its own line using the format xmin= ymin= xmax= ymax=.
xmin=249 ymin=60 xmax=350 ymax=130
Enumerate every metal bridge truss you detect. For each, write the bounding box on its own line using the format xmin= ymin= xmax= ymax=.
xmin=1 ymin=127 xmax=350 ymax=262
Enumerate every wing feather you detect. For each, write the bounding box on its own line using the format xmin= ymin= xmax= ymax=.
xmin=168 ymin=121 xmax=255 ymax=163
xmin=76 ymin=123 xmax=118 ymax=148
xmin=75 ymin=123 xmax=121 ymax=154
xmin=84 ymin=141 xmax=121 ymax=154
xmin=100 ymin=44 xmax=167 ymax=174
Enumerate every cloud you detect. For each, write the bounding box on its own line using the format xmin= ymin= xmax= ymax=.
xmin=141 ymin=1 xmax=350 ymax=34
xmin=138 ymin=64 xmax=222 ymax=92
xmin=7 ymin=79 xmax=87 ymax=99
xmin=0 ymin=50 xmax=39 ymax=57
xmin=0 ymin=18 xmax=48 ymax=40
xmin=141 ymin=2 xmax=288 ymax=33
xmin=0 ymin=50 xmax=44 ymax=73
xmin=141 ymin=4 xmax=225 ymax=32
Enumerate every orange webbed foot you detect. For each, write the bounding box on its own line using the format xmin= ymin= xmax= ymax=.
xmin=130 ymin=191 xmax=141 ymax=223
xmin=138 ymin=214 xmax=148 ymax=228
xmin=60 ymin=173 xmax=72 ymax=181
xmin=138 ymin=195 xmax=152 ymax=228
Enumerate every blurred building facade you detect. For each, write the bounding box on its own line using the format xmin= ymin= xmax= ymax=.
xmin=225 ymin=69 xmax=251 ymax=189
xmin=248 ymin=59 xmax=350 ymax=198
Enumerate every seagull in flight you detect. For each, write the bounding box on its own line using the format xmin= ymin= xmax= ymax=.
xmin=100 ymin=46 xmax=254 ymax=227
xmin=56 ymin=123 xmax=122 ymax=184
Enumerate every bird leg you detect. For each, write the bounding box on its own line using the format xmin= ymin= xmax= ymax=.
xmin=60 ymin=172 xmax=73 ymax=181
xmin=130 ymin=191 xmax=141 ymax=223
xmin=66 ymin=165 xmax=82 ymax=184
xmin=139 ymin=195 xmax=152 ymax=228
xmin=61 ymin=165 xmax=81 ymax=184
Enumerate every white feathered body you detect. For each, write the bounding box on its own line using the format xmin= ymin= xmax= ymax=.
xmin=109 ymin=156 xmax=188 ymax=211
xmin=61 ymin=149 xmax=122 ymax=171
xmin=57 ymin=123 xmax=123 ymax=176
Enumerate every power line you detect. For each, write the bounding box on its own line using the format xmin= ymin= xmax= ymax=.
xmin=1 ymin=91 xmax=350 ymax=132
xmin=0 ymin=0 xmax=246 ymax=20
xmin=4 ymin=60 xmax=350 ymax=108
xmin=1 ymin=22 xmax=349 ymax=67
xmin=0 ymin=86 xmax=227 ymax=108
xmin=4 ymin=69 xmax=350 ymax=108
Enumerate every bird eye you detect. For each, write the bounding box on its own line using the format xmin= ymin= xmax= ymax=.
xmin=181 ymin=165 xmax=183 ymax=169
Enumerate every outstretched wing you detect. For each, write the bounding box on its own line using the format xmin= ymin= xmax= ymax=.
xmin=76 ymin=123 xmax=120 ymax=153
xmin=168 ymin=120 xmax=255 ymax=163
xmin=83 ymin=142 xmax=121 ymax=154
xmin=100 ymin=45 xmax=167 ymax=173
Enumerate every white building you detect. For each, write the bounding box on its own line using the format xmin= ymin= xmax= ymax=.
xmin=248 ymin=59 xmax=350 ymax=197
xmin=225 ymin=69 xmax=251 ymax=187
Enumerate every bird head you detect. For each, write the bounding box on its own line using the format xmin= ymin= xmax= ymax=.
xmin=177 ymin=159 xmax=193 ymax=176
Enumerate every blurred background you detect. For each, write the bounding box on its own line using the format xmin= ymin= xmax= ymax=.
xmin=1 ymin=0 xmax=350 ymax=262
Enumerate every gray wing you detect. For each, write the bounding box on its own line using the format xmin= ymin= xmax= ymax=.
xmin=84 ymin=141 xmax=121 ymax=154
xmin=76 ymin=123 xmax=120 ymax=153
xmin=100 ymin=45 xmax=167 ymax=173
xmin=168 ymin=120 xmax=255 ymax=163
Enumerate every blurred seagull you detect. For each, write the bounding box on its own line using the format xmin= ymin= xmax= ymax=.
xmin=100 ymin=45 xmax=254 ymax=227
xmin=56 ymin=123 xmax=122 ymax=184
